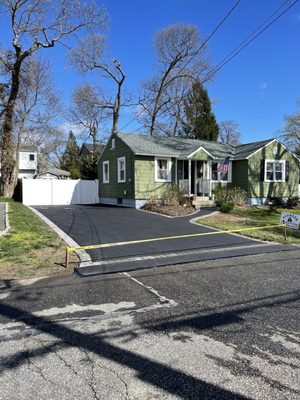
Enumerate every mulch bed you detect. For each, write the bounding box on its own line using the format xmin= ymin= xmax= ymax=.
xmin=142 ymin=204 xmax=195 ymax=217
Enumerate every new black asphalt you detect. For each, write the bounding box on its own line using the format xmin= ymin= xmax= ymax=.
xmin=33 ymin=204 xmax=295 ymax=275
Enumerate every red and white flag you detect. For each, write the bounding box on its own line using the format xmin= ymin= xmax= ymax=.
xmin=217 ymin=157 xmax=230 ymax=174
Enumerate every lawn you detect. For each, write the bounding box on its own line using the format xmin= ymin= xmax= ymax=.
xmin=0 ymin=198 xmax=78 ymax=279
xmin=197 ymin=206 xmax=300 ymax=244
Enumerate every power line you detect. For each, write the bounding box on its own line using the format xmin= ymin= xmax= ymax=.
xmin=120 ymin=0 xmax=298 ymax=135
xmin=201 ymin=0 xmax=298 ymax=84
xmin=117 ymin=0 xmax=242 ymax=133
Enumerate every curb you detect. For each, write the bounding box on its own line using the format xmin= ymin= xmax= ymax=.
xmin=28 ymin=206 xmax=92 ymax=267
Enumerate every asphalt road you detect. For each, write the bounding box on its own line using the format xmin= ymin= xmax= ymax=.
xmin=33 ymin=205 xmax=293 ymax=275
xmin=0 ymin=250 xmax=299 ymax=399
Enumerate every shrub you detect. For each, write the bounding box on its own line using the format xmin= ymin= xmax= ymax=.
xmin=214 ymin=186 xmax=247 ymax=206
xmin=148 ymin=194 xmax=159 ymax=206
xmin=219 ymin=200 xmax=234 ymax=213
xmin=161 ymin=185 xmax=187 ymax=206
xmin=286 ymin=196 xmax=299 ymax=208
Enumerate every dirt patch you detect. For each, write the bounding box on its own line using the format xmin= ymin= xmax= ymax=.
xmin=208 ymin=214 xmax=250 ymax=223
xmin=142 ymin=204 xmax=195 ymax=217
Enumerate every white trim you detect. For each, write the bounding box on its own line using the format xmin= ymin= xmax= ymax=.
xmin=264 ymin=159 xmax=286 ymax=182
xmin=111 ymin=138 xmax=115 ymax=150
xmin=102 ymin=160 xmax=109 ymax=183
xmin=188 ymin=159 xmax=192 ymax=194
xmin=187 ymin=145 xmax=215 ymax=159
xmin=246 ymin=139 xmax=276 ymax=159
xmin=135 ymin=152 xmax=177 ymax=158
xmin=117 ymin=156 xmax=126 ymax=183
xmin=210 ymin=160 xmax=232 ymax=183
xmin=154 ymin=156 xmax=172 ymax=182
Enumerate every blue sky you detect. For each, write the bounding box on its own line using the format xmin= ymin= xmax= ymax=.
xmin=2 ymin=0 xmax=300 ymax=144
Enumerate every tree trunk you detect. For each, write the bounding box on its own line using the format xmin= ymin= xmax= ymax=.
xmin=0 ymin=59 xmax=22 ymax=198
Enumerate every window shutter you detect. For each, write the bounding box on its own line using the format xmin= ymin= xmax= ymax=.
xmin=285 ymin=161 xmax=289 ymax=182
xmin=260 ymin=160 xmax=265 ymax=181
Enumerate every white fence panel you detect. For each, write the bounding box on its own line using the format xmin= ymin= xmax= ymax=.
xmin=22 ymin=179 xmax=99 ymax=206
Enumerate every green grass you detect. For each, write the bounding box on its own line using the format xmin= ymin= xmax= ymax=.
xmin=197 ymin=206 xmax=300 ymax=244
xmin=0 ymin=198 xmax=74 ymax=279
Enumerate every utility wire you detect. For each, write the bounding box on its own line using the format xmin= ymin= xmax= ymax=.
xmin=201 ymin=0 xmax=298 ymax=84
xmin=119 ymin=0 xmax=298 ymax=134
xmin=117 ymin=0 xmax=242 ymax=133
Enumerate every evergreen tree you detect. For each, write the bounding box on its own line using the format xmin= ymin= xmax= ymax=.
xmin=181 ymin=81 xmax=219 ymax=141
xmin=80 ymin=152 xmax=100 ymax=180
xmin=60 ymin=131 xmax=81 ymax=178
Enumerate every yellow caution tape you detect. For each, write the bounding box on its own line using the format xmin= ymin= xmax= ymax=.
xmin=67 ymin=224 xmax=286 ymax=252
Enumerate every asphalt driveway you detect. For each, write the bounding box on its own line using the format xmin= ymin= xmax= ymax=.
xmin=34 ymin=205 xmax=293 ymax=275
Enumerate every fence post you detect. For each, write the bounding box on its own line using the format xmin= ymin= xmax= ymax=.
xmin=283 ymin=224 xmax=287 ymax=242
xmin=65 ymin=248 xmax=70 ymax=269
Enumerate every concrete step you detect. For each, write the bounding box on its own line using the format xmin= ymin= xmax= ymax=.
xmin=192 ymin=197 xmax=216 ymax=209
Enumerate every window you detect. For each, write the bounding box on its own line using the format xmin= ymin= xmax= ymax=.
xmin=265 ymin=160 xmax=285 ymax=182
xmin=117 ymin=157 xmax=126 ymax=183
xmin=29 ymin=154 xmax=35 ymax=161
xmin=103 ymin=161 xmax=109 ymax=183
xmin=211 ymin=161 xmax=231 ymax=182
xmin=111 ymin=138 xmax=115 ymax=149
xmin=155 ymin=157 xmax=172 ymax=182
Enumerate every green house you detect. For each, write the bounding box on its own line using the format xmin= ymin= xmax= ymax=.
xmin=97 ymin=133 xmax=299 ymax=207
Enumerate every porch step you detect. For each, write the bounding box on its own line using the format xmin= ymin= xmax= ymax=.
xmin=192 ymin=197 xmax=216 ymax=209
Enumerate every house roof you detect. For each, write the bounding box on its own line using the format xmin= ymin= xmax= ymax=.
xmin=81 ymin=143 xmax=104 ymax=154
xmin=118 ymin=133 xmax=276 ymax=160
xmin=19 ymin=144 xmax=37 ymax=152
xmin=37 ymin=167 xmax=70 ymax=177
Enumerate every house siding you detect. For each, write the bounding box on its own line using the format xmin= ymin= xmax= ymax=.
xmin=248 ymin=142 xmax=299 ymax=199
xmin=134 ymin=155 xmax=176 ymax=199
xmin=232 ymin=160 xmax=248 ymax=193
xmin=98 ymin=135 xmax=135 ymax=200
xmin=190 ymin=149 xmax=210 ymax=161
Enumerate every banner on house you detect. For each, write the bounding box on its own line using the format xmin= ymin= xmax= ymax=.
xmin=217 ymin=157 xmax=230 ymax=174
xmin=280 ymin=212 xmax=300 ymax=230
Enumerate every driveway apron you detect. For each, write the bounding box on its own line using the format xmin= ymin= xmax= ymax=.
xmin=33 ymin=205 xmax=293 ymax=274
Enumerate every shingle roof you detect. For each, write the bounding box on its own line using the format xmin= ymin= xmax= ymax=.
xmin=234 ymin=139 xmax=274 ymax=159
xmin=82 ymin=143 xmax=104 ymax=153
xmin=19 ymin=144 xmax=37 ymax=152
xmin=118 ymin=133 xmax=274 ymax=160
xmin=38 ymin=167 xmax=70 ymax=177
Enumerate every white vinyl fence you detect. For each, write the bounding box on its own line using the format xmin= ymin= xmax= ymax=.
xmin=22 ymin=179 xmax=99 ymax=206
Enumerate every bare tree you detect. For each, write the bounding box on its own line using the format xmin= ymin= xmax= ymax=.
xmin=70 ymin=34 xmax=126 ymax=134
xmin=139 ymin=24 xmax=210 ymax=136
xmin=219 ymin=120 xmax=241 ymax=145
xmin=280 ymin=100 xmax=300 ymax=153
xmin=69 ymin=83 xmax=109 ymax=148
xmin=0 ymin=0 xmax=107 ymax=197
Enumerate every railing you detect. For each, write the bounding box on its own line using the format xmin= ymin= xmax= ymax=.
xmin=179 ymin=179 xmax=189 ymax=193
xmin=199 ymin=179 xmax=210 ymax=196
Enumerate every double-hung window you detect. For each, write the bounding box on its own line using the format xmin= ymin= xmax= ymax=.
xmin=117 ymin=157 xmax=126 ymax=183
xmin=103 ymin=161 xmax=109 ymax=183
xmin=265 ymin=160 xmax=285 ymax=182
xmin=211 ymin=161 xmax=231 ymax=182
xmin=155 ymin=157 xmax=172 ymax=182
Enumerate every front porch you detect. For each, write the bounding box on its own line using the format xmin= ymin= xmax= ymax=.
xmin=177 ymin=159 xmax=212 ymax=198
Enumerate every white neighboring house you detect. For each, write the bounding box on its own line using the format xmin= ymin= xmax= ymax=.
xmin=18 ymin=144 xmax=38 ymax=179
xmin=36 ymin=167 xmax=70 ymax=180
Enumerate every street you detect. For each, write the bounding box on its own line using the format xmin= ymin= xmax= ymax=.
xmin=0 ymin=249 xmax=299 ymax=399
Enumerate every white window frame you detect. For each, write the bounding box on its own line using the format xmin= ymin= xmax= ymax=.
xmin=117 ymin=156 xmax=126 ymax=183
xmin=210 ymin=160 xmax=232 ymax=183
xmin=103 ymin=161 xmax=109 ymax=184
xmin=155 ymin=157 xmax=172 ymax=182
xmin=111 ymin=138 xmax=115 ymax=150
xmin=264 ymin=159 xmax=285 ymax=182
